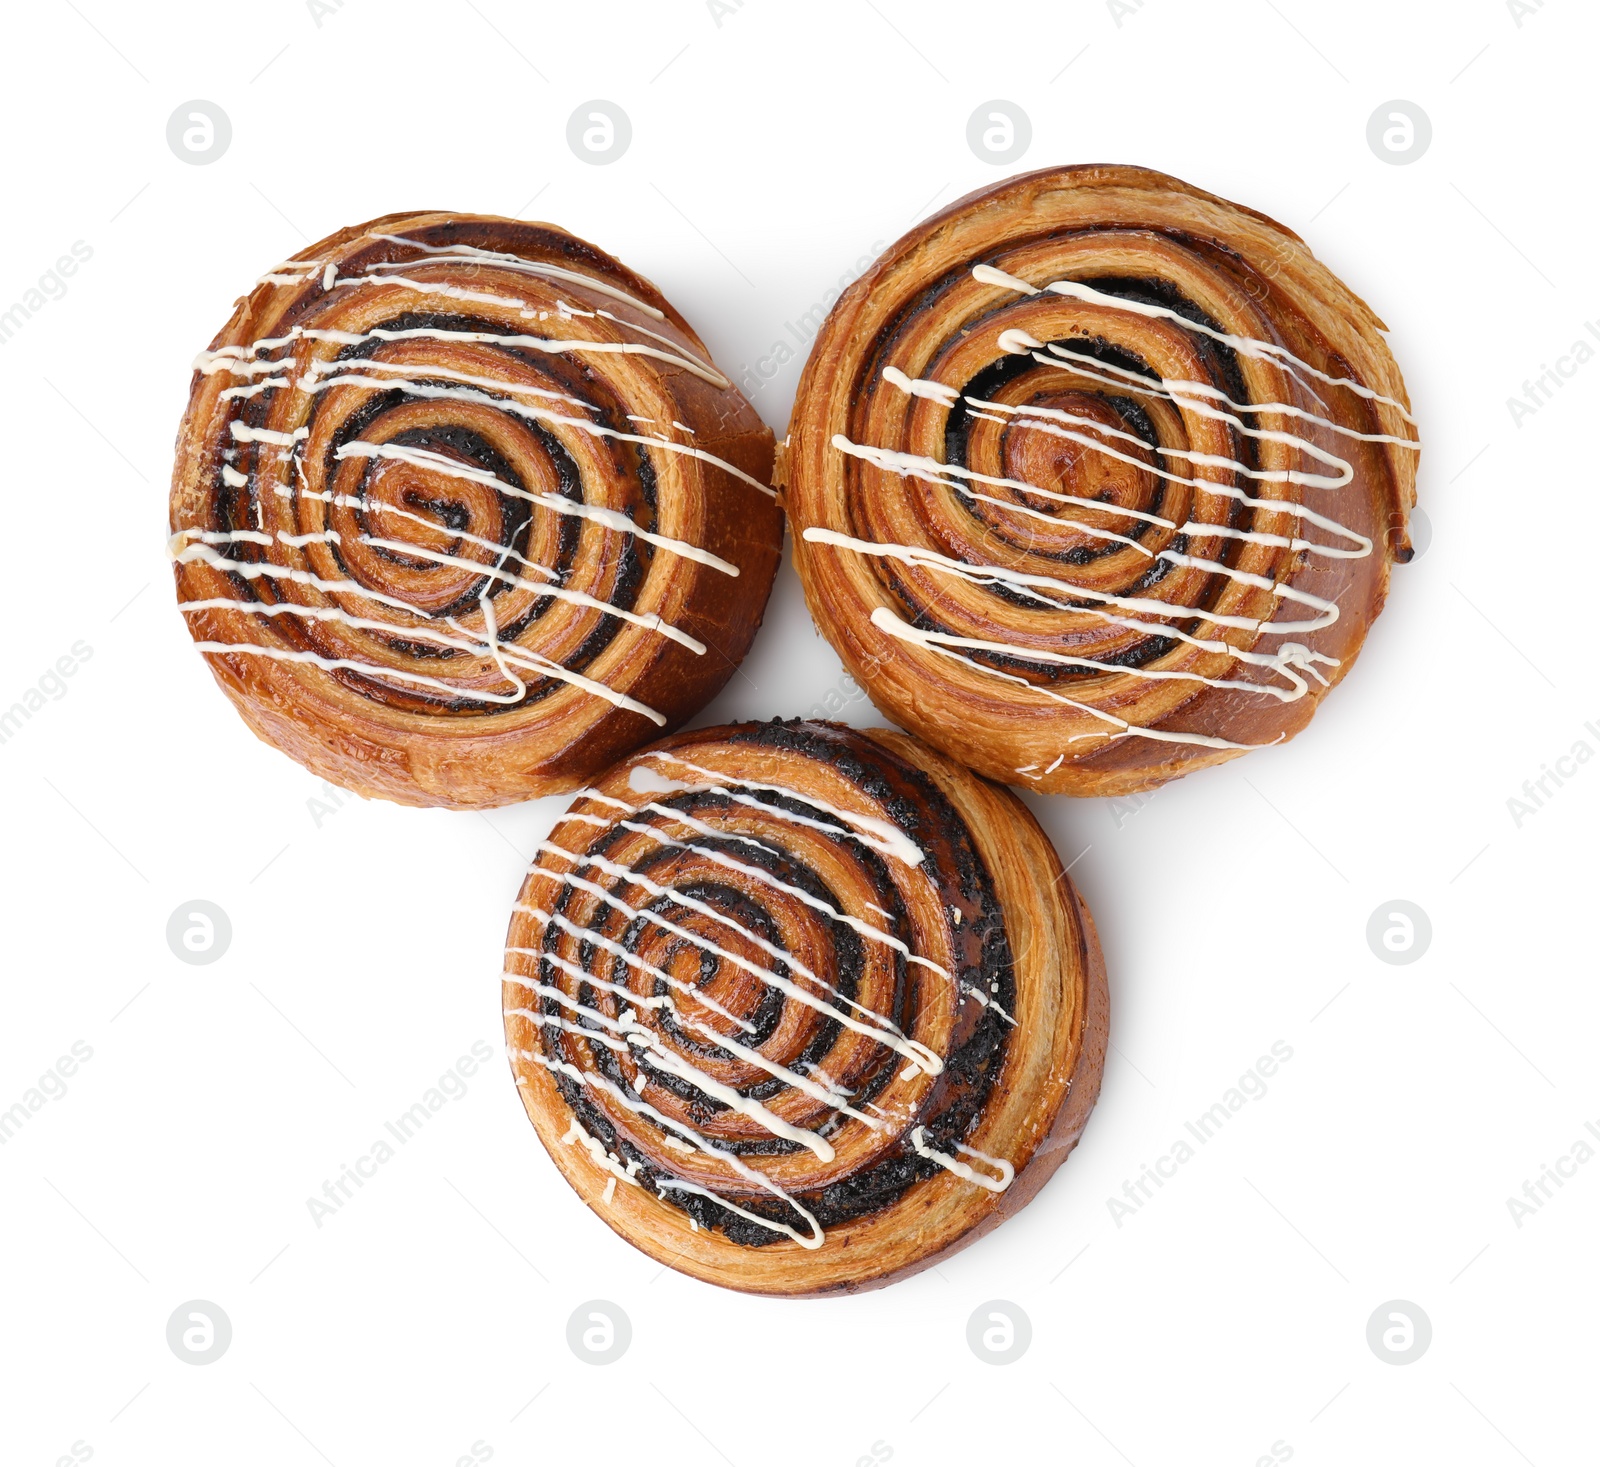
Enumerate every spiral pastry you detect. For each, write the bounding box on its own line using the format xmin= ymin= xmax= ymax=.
xmin=783 ymin=166 xmax=1420 ymax=796
xmin=502 ymin=719 xmax=1106 ymax=1295
xmin=169 ymin=212 xmax=781 ymax=808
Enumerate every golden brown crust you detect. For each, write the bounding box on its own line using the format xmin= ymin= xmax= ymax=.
xmin=502 ymin=720 xmax=1107 ymax=1296
xmin=169 ymin=212 xmax=782 ymax=808
xmin=785 ymin=165 xmax=1418 ymax=796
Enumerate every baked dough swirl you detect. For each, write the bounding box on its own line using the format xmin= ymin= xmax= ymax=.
xmin=502 ymin=720 xmax=1107 ymax=1295
xmin=169 ymin=212 xmax=781 ymax=808
xmin=783 ymin=166 xmax=1419 ymax=795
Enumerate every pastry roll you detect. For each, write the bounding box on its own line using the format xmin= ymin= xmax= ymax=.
xmin=783 ymin=166 xmax=1419 ymax=795
xmin=503 ymin=720 xmax=1107 ymax=1295
xmin=170 ymin=213 xmax=781 ymax=808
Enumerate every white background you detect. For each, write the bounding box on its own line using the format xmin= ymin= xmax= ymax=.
xmin=1 ymin=1 xmax=1595 ymax=1463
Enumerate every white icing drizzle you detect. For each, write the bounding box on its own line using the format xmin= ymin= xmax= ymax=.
xmin=810 ymin=260 xmax=1422 ymax=757
xmin=577 ymin=784 xmax=653 ymax=808
xmin=330 ymin=271 xmax=728 ymax=383
xmin=178 ymin=521 xmax=703 ymax=653
xmin=867 ymin=605 xmax=1275 ymax=752
xmin=960 ymin=983 xmax=1017 ymax=1026
xmin=521 ymin=291 xmax=724 ymax=383
xmin=280 ymin=235 xmax=723 ymax=390
xmin=529 ymin=841 xmax=944 ymax=1076
xmin=563 ymin=1117 xmax=644 ymax=1192
xmin=510 ymin=953 xmax=879 ymax=1129
xmin=909 ymin=1126 xmax=1014 ymax=1192
xmin=836 ymin=432 xmax=1149 ymax=551
xmin=832 ymin=433 xmax=1368 ymax=570
xmin=171 ymin=533 xmax=669 ymax=722
xmin=199 ymin=329 xmax=593 ymax=412
xmin=610 ymin=803 xmax=954 ymax=980
xmin=511 ymin=920 xmax=754 ymax=1033
xmin=638 ymin=751 xmax=926 ymax=868
xmin=336 ymin=495 xmax=561 ymax=581
xmin=971 ymin=263 xmax=1421 ymax=426
xmin=179 ymin=573 xmax=664 ymax=723
xmin=869 ymin=607 xmax=1329 ymax=703
xmin=998 ymin=332 xmax=1420 ymax=455
xmin=357 ymin=533 xmax=706 ymax=653
xmin=654 ymin=1175 xmax=822 ymax=1250
xmin=802 ymin=528 xmax=1338 ymax=637
xmin=368 ymin=234 xmax=669 ymax=320
xmin=185 ymin=638 xmax=527 ymax=705
xmin=804 ymin=531 xmax=1342 ymax=703
xmin=515 ymin=980 xmax=834 ymax=1160
xmin=200 ymin=338 xmax=772 ymax=500
xmin=889 ymin=363 xmax=1367 ymax=502
xmin=321 ymin=371 xmax=772 ymax=496
xmin=513 ymin=1042 xmax=826 ymax=1249
xmin=174 ymin=533 xmax=465 ymax=620
xmin=509 ymin=749 xmax=1033 ymax=1249
xmin=556 ymin=776 xmax=961 ymax=1041
xmin=332 ymin=439 xmax=742 ymax=574
xmin=179 ymin=231 xmax=777 ymax=732
xmin=229 ymin=421 xmax=306 ymax=446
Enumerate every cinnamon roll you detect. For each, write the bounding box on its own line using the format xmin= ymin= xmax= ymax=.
xmin=782 ymin=165 xmax=1420 ymax=796
xmin=502 ymin=719 xmax=1107 ymax=1296
xmin=169 ymin=213 xmax=781 ymax=808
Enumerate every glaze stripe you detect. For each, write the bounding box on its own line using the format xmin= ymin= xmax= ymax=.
xmin=810 ymin=258 xmax=1420 ymax=756
xmin=971 ymin=263 xmax=1421 ymax=424
xmin=526 ymin=842 xmax=946 ymax=1075
xmin=178 ymin=222 xmax=776 ymax=748
xmin=506 ymin=727 xmax=1038 ymax=1262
